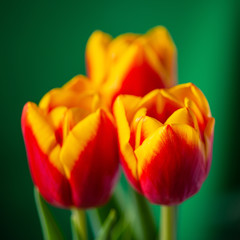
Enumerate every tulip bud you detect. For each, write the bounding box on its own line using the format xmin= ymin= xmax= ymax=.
xmin=86 ymin=26 xmax=177 ymax=106
xmin=21 ymin=75 xmax=119 ymax=208
xmin=113 ymin=83 xmax=214 ymax=205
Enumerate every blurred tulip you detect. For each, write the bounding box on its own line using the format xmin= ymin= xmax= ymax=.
xmin=21 ymin=75 xmax=119 ymax=208
xmin=86 ymin=26 xmax=177 ymax=106
xmin=113 ymin=83 xmax=214 ymax=205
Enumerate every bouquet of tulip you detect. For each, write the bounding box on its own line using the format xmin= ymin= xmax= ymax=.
xmin=21 ymin=27 xmax=214 ymax=240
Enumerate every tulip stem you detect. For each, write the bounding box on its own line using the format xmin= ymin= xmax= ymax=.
xmin=160 ymin=205 xmax=177 ymax=240
xmin=71 ymin=208 xmax=87 ymax=240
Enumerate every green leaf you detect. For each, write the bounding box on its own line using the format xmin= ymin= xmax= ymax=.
xmin=111 ymin=184 xmax=157 ymax=240
xmin=87 ymin=184 xmax=126 ymax=237
xmin=95 ymin=209 xmax=117 ymax=240
xmin=34 ymin=187 xmax=64 ymax=240
xmin=87 ymin=209 xmax=102 ymax=237
xmin=129 ymin=189 xmax=157 ymax=240
xmin=110 ymin=216 xmax=132 ymax=240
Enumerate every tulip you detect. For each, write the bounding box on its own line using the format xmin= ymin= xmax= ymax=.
xmin=113 ymin=83 xmax=214 ymax=205
xmin=21 ymin=75 xmax=119 ymax=208
xmin=86 ymin=26 xmax=177 ymax=106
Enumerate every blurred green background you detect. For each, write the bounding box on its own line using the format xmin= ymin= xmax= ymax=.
xmin=1 ymin=0 xmax=240 ymax=239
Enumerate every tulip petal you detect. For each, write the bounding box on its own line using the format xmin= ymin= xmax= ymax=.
xmin=137 ymin=89 xmax=182 ymax=123
xmin=39 ymin=75 xmax=97 ymax=112
xmin=204 ymin=117 xmax=215 ymax=141
xmin=184 ymin=97 xmax=207 ymax=141
xmin=107 ymin=33 xmax=139 ymax=63
xmin=62 ymin=75 xmax=93 ymax=92
xmin=39 ymin=88 xmax=100 ymax=114
xmin=130 ymin=107 xmax=147 ymax=148
xmin=86 ymin=31 xmax=112 ymax=85
xmin=60 ymin=109 xmax=104 ymax=178
xmin=113 ymin=96 xmax=142 ymax=191
xmin=134 ymin=116 xmax=163 ymax=148
xmin=165 ymin=107 xmax=199 ymax=132
xmin=140 ymin=116 xmax=163 ymax=141
xmin=21 ymin=102 xmax=72 ymax=207
xmin=168 ymin=83 xmax=211 ymax=118
xmin=147 ymin=26 xmax=177 ymax=85
xmin=136 ymin=89 xmax=161 ymax=116
xmin=204 ymin=117 xmax=215 ymax=173
xmin=115 ymin=95 xmax=142 ymax=124
xmin=130 ymin=107 xmax=147 ymax=131
xmin=60 ymin=109 xmax=119 ymax=208
xmin=103 ymin=39 xmax=168 ymax=102
xmin=49 ymin=107 xmax=68 ymax=130
xmin=191 ymin=84 xmax=211 ymax=117
xmin=22 ymin=102 xmax=60 ymax=169
xmin=135 ymin=124 xmax=205 ymax=205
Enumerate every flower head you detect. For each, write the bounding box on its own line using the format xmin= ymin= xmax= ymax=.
xmin=22 ymin=75 xmax=119 ymax=208
xmin=113 ymin=83 xmax=214 ymax=205
xmin=86 ymin=26 xmax=177 ymax=106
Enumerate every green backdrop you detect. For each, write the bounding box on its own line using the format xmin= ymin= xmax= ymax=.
xmin=1 ymin=0 xmax=240 ymax=239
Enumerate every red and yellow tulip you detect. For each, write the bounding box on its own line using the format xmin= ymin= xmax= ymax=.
xmin=21 ymin=75 xmax=119 ymax=208
xmin=113 ymin=83 xmax=214 ymax=205
xmin=86 ymin=26 xmax=177 ymax=106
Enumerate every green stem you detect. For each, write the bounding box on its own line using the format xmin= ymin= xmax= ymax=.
xmin=160 ymin=206 xmax=177 ymax=240
xmin=95 ymin=209 xmax=116 ymax=240
xmin=131 ymin=189 xmax=156 ymax=240
xmin=71 ymin=208 xmax=87 ymax=240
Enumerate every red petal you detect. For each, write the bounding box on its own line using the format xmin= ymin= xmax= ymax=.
xmin=21 ymin=103 xmax=72 ymax=207
xmin=61 ymin=109 xmax=119 ymax=208
xmin=137 ymin=124 xmax=206 ymax=205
